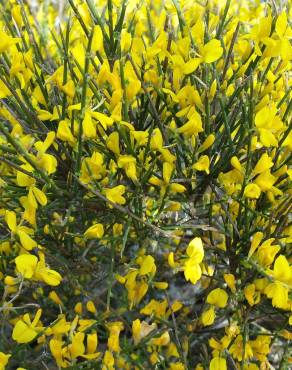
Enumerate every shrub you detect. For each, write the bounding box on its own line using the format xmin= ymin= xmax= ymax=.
xmin=0 ymin=0 xmax=291 ymax=369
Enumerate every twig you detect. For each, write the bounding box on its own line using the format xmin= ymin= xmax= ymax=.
xmin=0 ymin=156 xmax=46 ymax=184
xmin=1 ymin=278 xmax=24 ymax=312
xmin=221 ymin=22 xmax=240 ymax=81
xmin=75 ymin=175 xmax=179 ymax=239
xmin=165 ymin=292 xmax=188 ymax=369
xmin=127 ymin=54 xmax=168 ymax=144
xmin=0 ymin=303 xmax=40 ymax=312
xmin=0 ymin=121 xmax=61 ymax=194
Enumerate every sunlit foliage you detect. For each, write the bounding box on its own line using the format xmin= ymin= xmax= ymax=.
xmin=0 ymin=0 xmax=291 ymax=369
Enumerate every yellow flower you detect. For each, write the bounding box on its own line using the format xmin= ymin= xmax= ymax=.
xmin=48 ymin=291 xmax=62 ymax=305
xmin=92 ymin=25 xmax=103 ymax=52
xmin=264 ymin=255 xmax=292 ymax=309
xmin=223 ymin=273 xmax=236 ymax=292
xmin=186 ymin=237 xmax=204 ymax=262
xmin=184 ymin=258 xmax=202 ymax=285
xmin=15 ymin=253 xmax=62 ymax=286
xmin=201 ymin=306 xmax=215 ymax=326
xmin=60 ymin=331 xmax=101 ymax=361
xmin=123 ymin=271 xmax=149 ymax=308
xmin=252 ymin=153 xmax=273 ymax=176
xmin=207 ymin=288 xmax=228 ymax=308
xmin=169 ymin=183 xmax=187 ymax=193
xmin=15 ymin=254 xmax=38 ymax=279
xmin=168 ymin=252 xmax=179 ymax=268
xmin=250 ymin=335 xmax=271 ymax=362
xmin=60 ymin=80 xmax=75 ymax=98
xmin=34 ymin=252 xmax=62 ymax=286
xmin=12 ymin=309 xmax=42 ymax=344
xmin=0 ymin=353 xmax=11 ymax=370
xmin=104 ymin=185 xmax=126 ymax=205
xmin=254 ymin=105 xmax=283 ymax=147
xmin=106 ymin=132 xmax=120 ymax=155
xmin=69 ymin=332 xmax=86 ymax=359
xmin=200 ymin=39 xmax=223 ymax=63
xmin=132 ymin=319 xmax=157 ymax=345
xmin=259 ymin=129 xmax=278 ymax=147
xmin=131 ymin=130 xmax=149 ymax=146
xmin=244 ymin=183 xmax=261 ymax=199
xmin=49 ymin=338 xmax=68 ymax=368
xmin=272 ymin=254 xmax=292 ymax=284
xmin=49 ymin=315 xmax=71 ymax=335
xmin=86 ymin=300 xmax=97 ymax=313
xmin=103 ymin=350 xmax=114 ymax=369
xmin=18 ymin=230 xmax=37 ymax=250
xmin=198 ymin=134 xmax=215 ymax=153
xmin=5 ymin=207 xmax=41 ymax=246
xmin=256 ymin=238 xmax=280 ymax=267
xmin=255 ymin=170 xmax=276 ymax=191
xmin=150 ymin=128 xmax=163 ymax=151
xmin=87 ymin=333 xmax=99 ymax=355
xmin=169 ymin=362 xmax=185 ymax=370
xmin=0 ymin=31 xmax=20 ymax=53
xmin=209 ymin=80 xmax=217 ymax=101
xmin=80 ymin=151 xmax=105 ymax=183
xmin=183 ymin=58 xmax=201 ymax=74
xmin=244 ymin=284 xmax=260 ymax=306
xmin=107 ymin=321 xmax=124 ymax=353
xmin=57 ymin=120 xmax=75 ymax=143
xmin=82 ymin=112 xmax=96 ymax=138
xmin=140 ymin=299 xmax=168 ymax=318
xmin=183 ymin=237 xmax=204 ymax=284
xmin=15 ymin=163 xmax=34 ymax=187
xmin=230 ymin=156 xmax=243 ymax=172
xmin=139 ymin=255 xmax=156 ymax=276
xmin=117 ymin=155 xmax=138 ymax=182
xmin=209 ymin=357 xmax=227 ymax=370
xmin=177 ymin=110 xmax=203 ymax=137
xmin=30 ymin=187 xmax=47 ymax=206
xmin=84 ymin=223 xmax=104 ymax=239
xmin=248 ymin=232 xmax=264 ymax=259
xmin=151 ymin=331 xmax=170 ymax=346
xmin=153 ymin=281 xmax=168 ymax=290
xmin=193 ymin=155 xmax=210 ymax=174
xmin=163 ymin=162 xmax=174 ymax=184
xmin=229 ymin=335 xmax=253 ymax=361
xmin=0 ymin=80 xmax=12 ymax=99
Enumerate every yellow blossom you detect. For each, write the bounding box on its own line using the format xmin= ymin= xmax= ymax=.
xmin=84 ymin=223 xmax=104 ymax=239
xmin=201 ymin=306 xmax=216 ymax=326
xmin=12 ymin=309 xmax=42 ymax=344
xmin=209 ymin=357 xmax=227 ymax=370
xmin=207 ymin=288 xmax=228 ymax=308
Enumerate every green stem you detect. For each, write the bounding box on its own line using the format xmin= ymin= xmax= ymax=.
xmin=75 ymin=30 xmax=94 ymax=180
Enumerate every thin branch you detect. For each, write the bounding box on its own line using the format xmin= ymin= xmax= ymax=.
xmin=0 ymin=156 xmax=46 ymax=184
xmin=75 ymin=175 xmax=179 ymax=240
xmin=127 ymin=54 xmax=168 ymax=144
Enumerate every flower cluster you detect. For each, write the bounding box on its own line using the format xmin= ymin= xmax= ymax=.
xmin=0 ymin=0 xmax=291 ymax=369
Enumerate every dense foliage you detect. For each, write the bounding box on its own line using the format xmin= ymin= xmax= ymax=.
xmin=0 ymin=0 xmax=291 ymax=369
